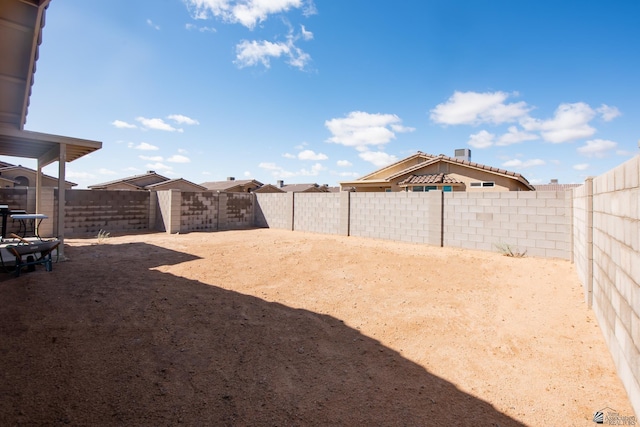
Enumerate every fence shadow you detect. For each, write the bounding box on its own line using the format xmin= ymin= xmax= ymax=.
xmin=0 ymin=241 xmax=525 ymax=426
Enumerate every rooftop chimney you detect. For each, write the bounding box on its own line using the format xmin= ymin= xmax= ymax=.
xmin=147 ymin=170 xmax=155 ymax=174
xmin=277 ymin=180 xmax=284 ymax=188
xmin=227 ymin=177 xmax=235 ymax=181
xmin=550 ymin=179 xmax=558 ymax=184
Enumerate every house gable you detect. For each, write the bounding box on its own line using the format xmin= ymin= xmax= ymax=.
xmin=341 ymin=152 xmax=534 ymax=192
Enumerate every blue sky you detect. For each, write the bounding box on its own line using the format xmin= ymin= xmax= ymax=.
xmin=9 ymin=0 xmax=640 ymax=188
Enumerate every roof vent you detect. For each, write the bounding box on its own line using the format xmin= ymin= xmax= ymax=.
xmin=147 ymin=170 xmax=155 ymax=174
xmin=227 ymin=177 xmax=235 ymax=181
xmin=454 ymin=148 xmax=471 ymax=162
xmin=277 ymin=180 xmax=284 ymax=188
xmin=550 ymin=179 xmax=558 ymax=184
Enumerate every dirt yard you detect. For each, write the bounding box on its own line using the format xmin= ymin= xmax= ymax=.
xmin=0 ymin=229 xmax=633 ymax=426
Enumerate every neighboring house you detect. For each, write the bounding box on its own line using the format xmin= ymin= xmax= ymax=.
xmin=200 ymin=177 xmax=263 ymax=193
xmin=272 ymin=180 xmax=330 ymax=193
xmin=533 ymin=179 xmax=582 ymax=191
xmin=253 ymin=184 xmax=285 ymax=193
xmin=340 ymin=150 xmax=535 ymax=192
xmin=0 ymin=162 xmax=77 ymax=189
xmin=89 ymin=171 xmax=205 ymax=191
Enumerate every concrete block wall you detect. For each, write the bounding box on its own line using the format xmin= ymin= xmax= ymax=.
xmin=294 ymin=193 xmax=341 ymax=235
xmin=156 ymin=189 xmax=180 ymax=234
xmin=572 ymin=180 xmax=593 ymax=304
xmin=0 ymin=188 xmax=28 ymax=237
xmin=64 ymin=190 xmax=150 ymax=236
xmin=444 ymin=191 xmax=572 ymax=259
xmin=254 ymin=193 xmax=293 ymax=229
xmin=219 ymin=192 xmax=254 ymax=230
xmin=180 ymin=191 xmax=218 ymax=232
xmin=581 ymin=155 xmax=639 ymax=417
xmin=349 ymin=191 xmax=443 ymax=245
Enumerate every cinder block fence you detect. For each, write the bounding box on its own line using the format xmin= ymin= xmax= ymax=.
xmin=0 ymin=155 xmax=637 ymax=417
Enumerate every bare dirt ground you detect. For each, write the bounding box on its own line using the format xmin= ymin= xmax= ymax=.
xmin=0 ymin=229 xmax=633 ymax=426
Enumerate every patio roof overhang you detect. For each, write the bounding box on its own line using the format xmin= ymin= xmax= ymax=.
xmin=0 ymin=127 xmax=102 ymax=167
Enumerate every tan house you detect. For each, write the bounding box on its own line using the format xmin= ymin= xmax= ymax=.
xmin=89 ymin=171 xmax=206 ymax=191
xmin=340 ymin=151 xmax=535 ymax=192
xmin=200 ymin=177 xmax=263 ymax=193
xmin=252 ymin=183 xmax=285 ymax=193
xmin=0 ymin=161 xmax=77 ymax=188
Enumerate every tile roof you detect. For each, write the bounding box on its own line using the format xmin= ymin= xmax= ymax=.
xmin=280 ymin=183 xmax=330 ymax=193
xmin=88 ymin=172 xmax=170 ymax=189
xmin=200 ymin=179 xmax=262 ymax=191
xmin=398 ymin=173 xmax=462 ymax=186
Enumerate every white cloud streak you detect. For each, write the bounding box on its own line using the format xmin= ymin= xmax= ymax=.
xmin=358 ymin=151 xmax=398 ymax=167
xmin=298 ymin=149 xmax=327 ymax=160
xmin=501 ymin=158 xmax=546 ymax=168
xmin=130 ymin=142 xmax=159 ymax=151
xmin=325 ymin=111 xmax=413 ymax=151
xmin=577 ymin=139 xmax=618 ymax=158
xmin=520 ymin=102 xmax=596 ymax=143
xmin=168 ymin=114 xmax=200 ymax=125
xmin=183 ymin=0 xmax=315 ymax=29
xmin=112 ymin=120 xmax=137 ymax=129
xmin=136 ymin=117 xmax=183 ymax=132
xmin=430 ymin=91 xmax=530 ymax=126
xmin=167 ymin=154 xmax=191 ymax=163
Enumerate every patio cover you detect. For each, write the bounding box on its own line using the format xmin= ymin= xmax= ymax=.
xmin=0 ymin=0 xmax=103 ymax=255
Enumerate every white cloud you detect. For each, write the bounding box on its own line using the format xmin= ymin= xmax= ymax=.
xmin=521 ymin=102 xmax=596 ymax=143
xmin=185 ymin=23 xmax=216 ymax=32
xmin=496 ymin=126 xmax=538 ymax=146
xmin=130 ymin=142 xmax=159 ymax=151
xmin=573 ymin=163 xmax=589 ymax=170
xmin=430 ymin=91 xmax=530 ymax=125
xmin=501 ymin=158 xmax=546 ymax=168
xmin=168 ymin=114 xmax=199 ymax=125
xmin=98 ymin=168 xmax=117 ymax=175
xmin=66 ymin=170 xmax=95 ymax=179
xmin=258 ymin=160 xmax=325 ymax=178
xmin=325 ymin=111 xmax=411 ymax=152
xmin=358 ymin=151 xmax=398 ymax=167
xmin=597 ymin=104 xmax=621 ymax=122
xmin=234 ymin=30 xmax=311 ymax=70
xmin=336 ymin=160 xmax=352 ymax=167
xmin=282 ymin=153 xmax=296 ymax=159
xmin=235 ymin=39 xmax=291 ymax=68
xmin=298 ymin=149 xmax=327 ymax=160
xmin=577 ymin=139 xmax=618 ymax=158
xmin=300 ymin=24 xmax=313 ymax=40
xmin=136 ymin=117 xmax=183 ymax=132
xmin=244 ymin=171 xmax=252 ymax=177
xmin=146 ymin=19 xmax=160 ymax=30
xmin=332 ymin=171 xmax=359 ymax=178
xmin=184 ymin=0 xmax=315 ymax=29
xmin=468 ymin=130 xmax=495 ymax=149
xmin=167 ymin=154 xmax=191 ymax=163
xmin=146 ymin=162 xmax=172 ymax=171
xmin=139 ymin=155 xmax=164 ymax=161
xmin=112 ymin=120 xmax=137 ymax=129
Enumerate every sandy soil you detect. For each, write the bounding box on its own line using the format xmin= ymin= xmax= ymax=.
xmin=0 ymin=229 xmax=633 ymax=426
